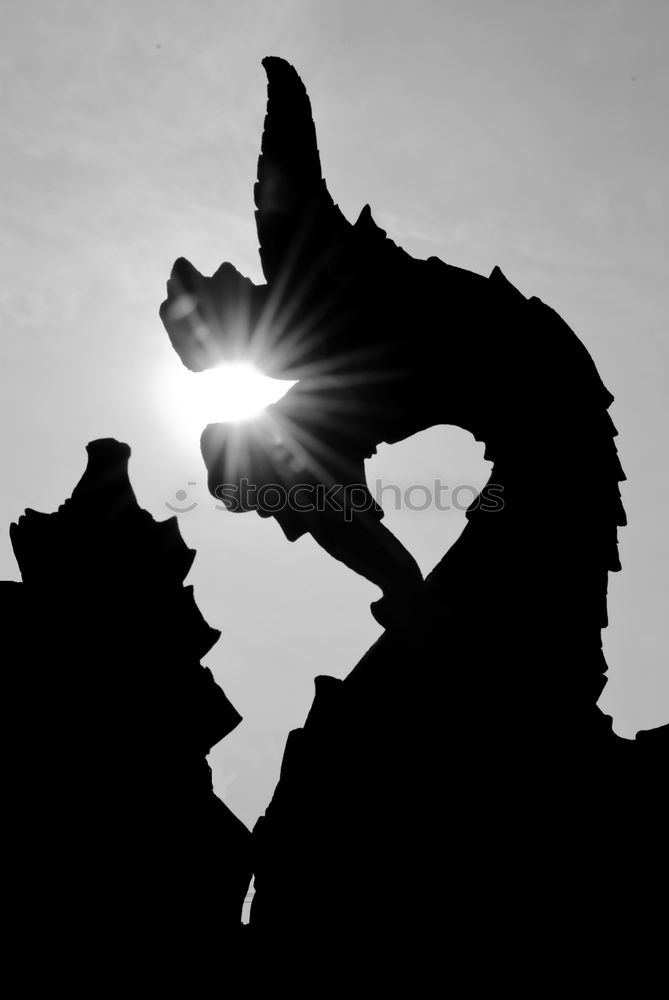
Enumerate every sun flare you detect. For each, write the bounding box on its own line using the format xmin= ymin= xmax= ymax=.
xmin=158 ymin=360 xmax=296 ymax=445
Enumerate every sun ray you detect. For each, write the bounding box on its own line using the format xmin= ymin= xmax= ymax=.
xmin=156 ymin=359 xmax=296 ymax=448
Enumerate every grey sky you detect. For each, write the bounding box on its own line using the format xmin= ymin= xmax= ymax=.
xmin=1 ymin=0 xmax=667 ymax=826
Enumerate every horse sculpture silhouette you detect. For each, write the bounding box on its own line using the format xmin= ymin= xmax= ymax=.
xmin=160 ymin=55 xmax=625 ymax=647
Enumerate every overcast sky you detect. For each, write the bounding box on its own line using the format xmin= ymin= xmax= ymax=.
xmin=1 ymin=0 xmax=667 ymax=827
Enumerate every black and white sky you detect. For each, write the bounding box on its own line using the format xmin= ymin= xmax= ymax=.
xmin=1 ymin=0 xmax=667 ymax=825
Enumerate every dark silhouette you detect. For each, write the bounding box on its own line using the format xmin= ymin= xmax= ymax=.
xmin=2 ymin=439 xmax=251 ymax=984
xmin=160 ymin=58 xmax=627 ymax=633
xmin=158 ymin=57 xmax=667 ymax=981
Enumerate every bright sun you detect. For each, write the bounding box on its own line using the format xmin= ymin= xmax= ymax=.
xmin=158 ymin=360 xmax=295 ymax=445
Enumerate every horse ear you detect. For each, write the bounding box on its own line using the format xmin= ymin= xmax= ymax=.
xmin=255 ymin=57 xmax=351 ymax=285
